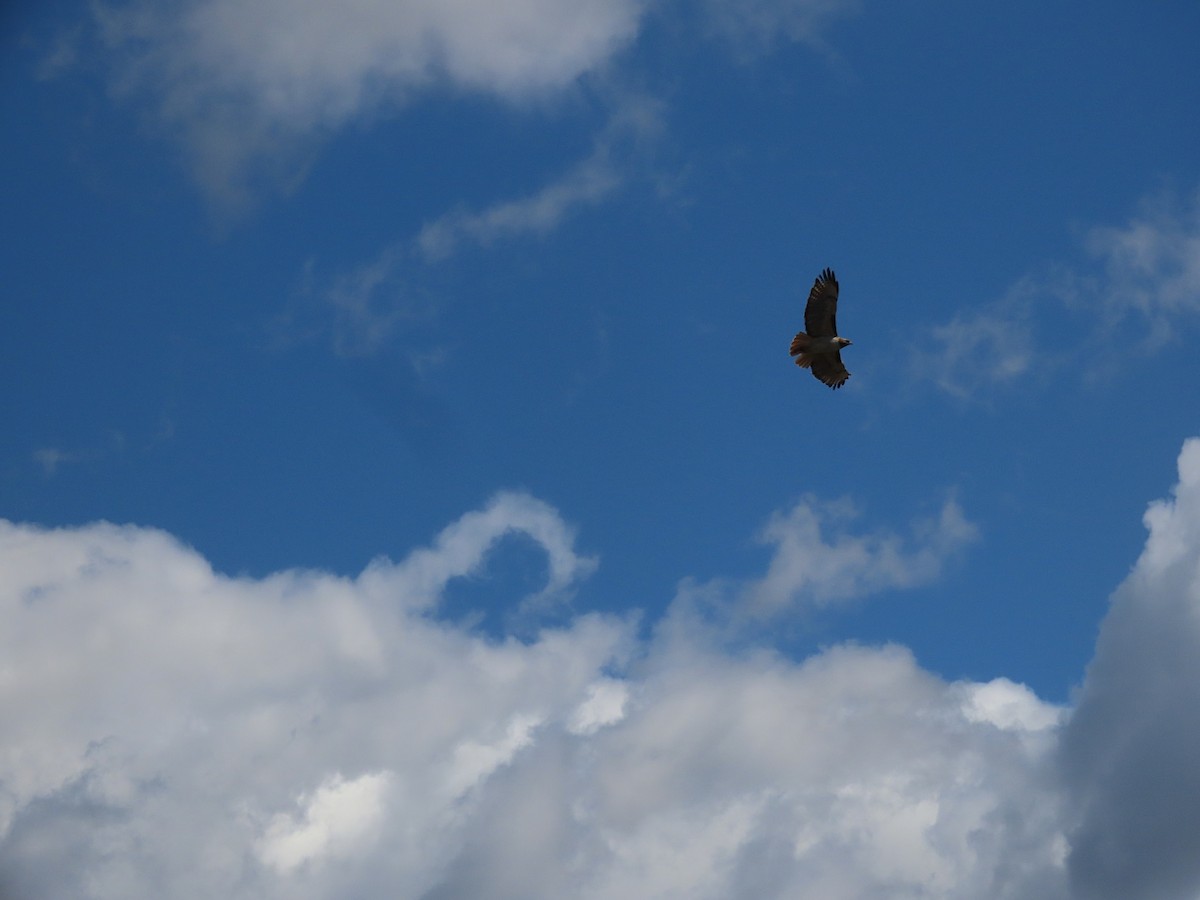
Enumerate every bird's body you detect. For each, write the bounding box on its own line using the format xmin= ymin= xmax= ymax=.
xmin=790 ymin=268 xmax=851 ymax=389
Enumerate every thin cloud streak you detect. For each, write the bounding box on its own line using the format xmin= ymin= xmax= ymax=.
xmin=302 ymin=95 xmax=663 ymax=355
xmin=418 ymin=94 xmax=663 ymax=262
xmin=416 ymin=154 xmax=621 ymax=262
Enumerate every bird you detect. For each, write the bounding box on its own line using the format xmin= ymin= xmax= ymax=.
xmin=789 ymin=267 xmax=852 ymax=389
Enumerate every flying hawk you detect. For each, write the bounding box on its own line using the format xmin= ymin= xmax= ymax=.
xmin=789 ymin=268 xmax=852 ymax=389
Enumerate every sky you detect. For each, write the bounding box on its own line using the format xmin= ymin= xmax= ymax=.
xmin=2 ymin=0 xmax=1200 ymax=897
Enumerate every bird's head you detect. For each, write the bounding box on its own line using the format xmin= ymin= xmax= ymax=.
xmin=837 ymin=338 xmax=852 ymax=348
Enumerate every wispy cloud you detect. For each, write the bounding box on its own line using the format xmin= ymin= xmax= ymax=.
xmin=75 ymin=0 xmax=858 ymax=209
xmin=294 ymin=96 xmax=662 ymax=355
xmin=1080 ymin=186 xmax=1200 ymax=346
xmin=923 ymin=185 xmax=1200 ymax=399
xmin=701 ymin=0 xmax=861 ymax=54
xmin=321 ymin=244 xmax=420 ymax=357
xmin=87 ymin=0 xmax=651 ymax=207
xmin=417 ymin=96 xmax=662 ymax=262
xmin=30 ymin=430 xmax=136 ymax=477
xmin=6 ymin=448 xmax=1200 ymax=897
xmin=31 ymin=447 xmax=85 ymax=477
xmin=417 ymin=154 xmax=620 ymax=263
xmin=923 ymin=278 xmax=1040 ymax=400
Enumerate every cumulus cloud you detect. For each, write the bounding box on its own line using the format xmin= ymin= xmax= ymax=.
xmin=257 ymin=771 xmax=393 ymax=874
xmin=569 ymin=638 xmax=1066 ymax=900
xmin=0 ymin=500 xmax=627 ymax=899
xmin=5 ymin=449 xmax=1200 ymax=898
xmin=1060 ymin=436 xmax=1200 ymax=900
xmin=380 ymin=489 xmax=597 ymax=611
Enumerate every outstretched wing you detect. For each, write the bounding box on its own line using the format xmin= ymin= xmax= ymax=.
xmin=810 ymin=352 xmax=850 ymax=390
xmin=804 ymin=268 xmax=839 ymax=337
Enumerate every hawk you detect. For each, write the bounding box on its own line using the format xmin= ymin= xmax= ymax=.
xmin=789 ymin=268 xmax=852 ymax=389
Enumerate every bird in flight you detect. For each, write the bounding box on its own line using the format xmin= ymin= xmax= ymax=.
xmin=789 ymin=268 xmax=852 ymax=389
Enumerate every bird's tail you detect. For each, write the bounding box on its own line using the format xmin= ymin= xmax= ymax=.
xmin=793 ymin=354 xmax=813 ymax=369
xmin=789 ymin=331 xmax=810 ymax=356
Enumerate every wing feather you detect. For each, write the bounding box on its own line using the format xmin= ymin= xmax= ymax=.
xmin=804 ymin=268 xmax=839 ymax=337
xmin=810 ymin=351 xmax=850 ymax=389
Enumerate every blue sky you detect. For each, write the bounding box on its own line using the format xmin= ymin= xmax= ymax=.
xmin=3 ymin=1 xmax=1200 ymax=897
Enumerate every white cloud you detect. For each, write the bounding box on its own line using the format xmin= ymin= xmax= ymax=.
xmin=1081 ymin=187 xmax=1200 ymax=346
xmin=417 ymin=94 xmax=663 ymax=262
xmin=322 ymin=244 xmax=416 ymax=357
xmin=960 ymin=677 xmax=1063 ymax=733
xmin=443 ymin=713 xmax=543 ymax=799
xmin=1059 ymin=437 xmax=1200 ymax=900
xmin=379 ymin=489 xmax=598 ymax=611
xmin=31 ymin=446 xmax=84 ymax=476
xmin=83 ymin=1 xmax=861 ymax=207
xmin=30 ymin=431 xmax=132 ymax=477
xmin=567 ymin=678 xmax=630 ymax=736
xmin=301 ymin=95 xmax=662 ymax=355
xmin=6 ymin=451 xmax=1200 ymax=898
xmin=745 ymin=495 xmax=978 ymax=614
xmin=701 ymin=0 xmax=860 ymax=53
xmin=570 ymin=640 xmax=1066 ymax=900
xmin=90 ymin=0 xmax=650 ymax=205
xmin=257 ymin=771 xmax=393 ymax=874
xmin=0 ymin=501 xmax=628 ymax=899
xmin=311 ymin=151 xmax=607 ymax=351
xmin=924 ymin=186 xmax=1200 ymax=398
xmin=924 ymin=279 xmax=1040 ymax=400
xmin=417 ymin=153 xmax=621 ymax=263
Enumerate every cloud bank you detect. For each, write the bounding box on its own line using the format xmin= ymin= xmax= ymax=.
xmin=5 ymin=440 xmax=1200 ymax=897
